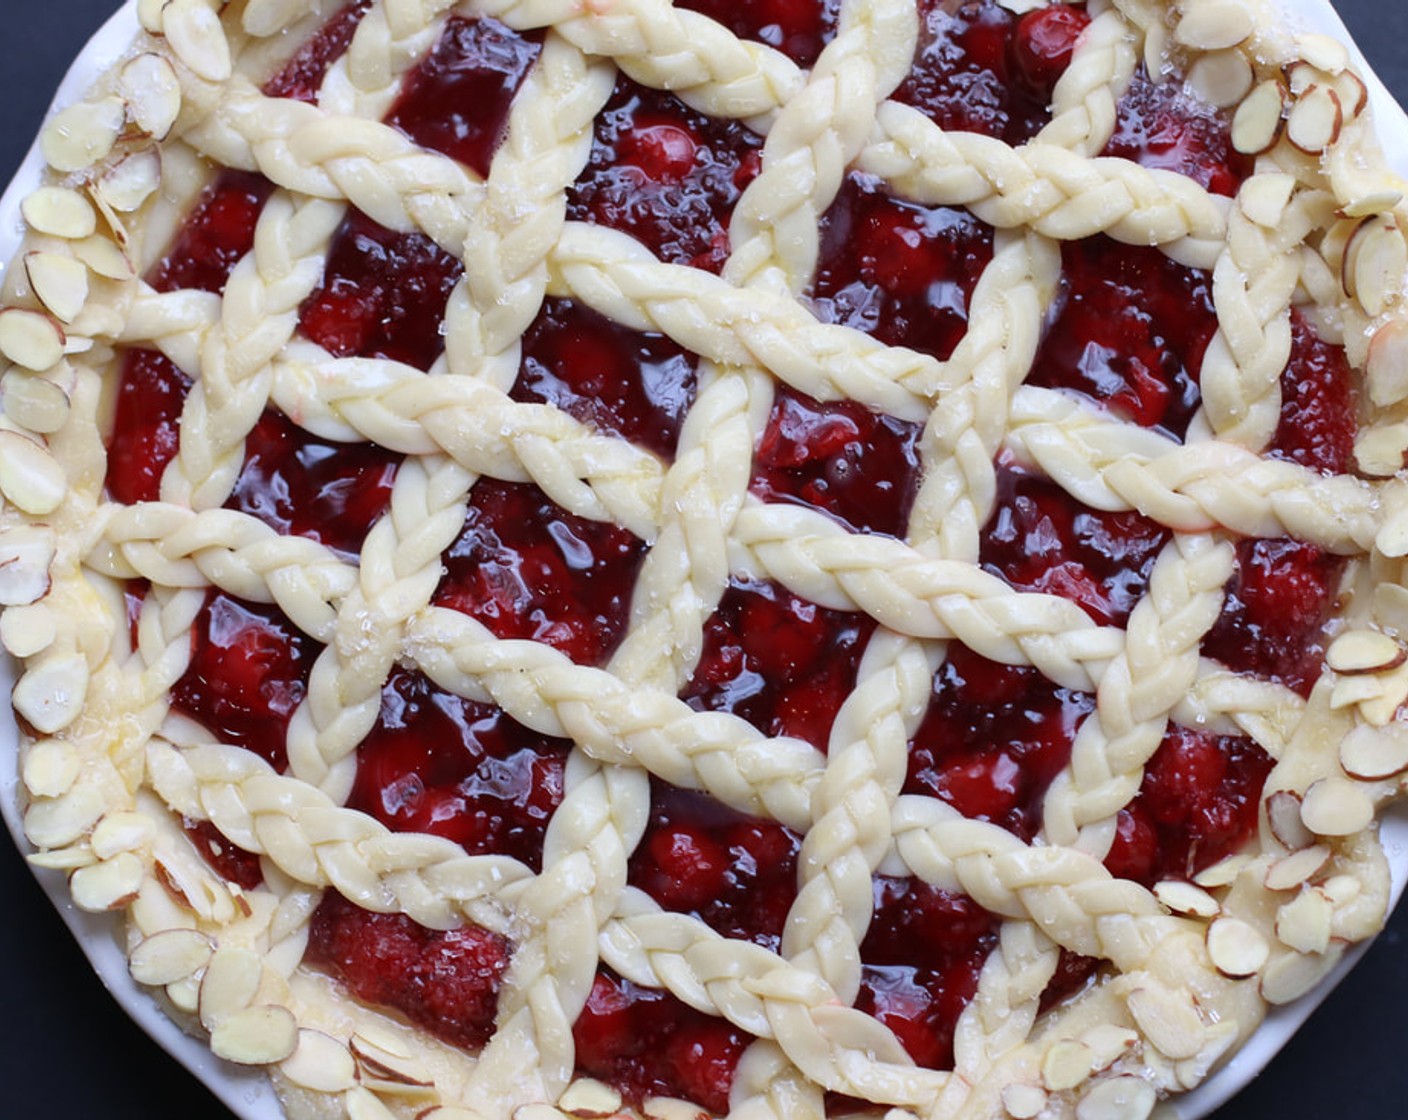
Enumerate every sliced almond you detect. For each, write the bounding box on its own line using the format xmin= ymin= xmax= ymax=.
xmin=1340 ymin=69 xmax=1370 ymax=118
xmin=347 ymin=1087 xmax=399 ymax=1120
xmin=243 ymin=0 xmax=307 ymax=37
xmin=1339 ymin=722 xmax=1408 ymax=780
xmin=21 ymin=187 xmax=97 ymax=240
xmin=1174 ymin=2 xmax=1253 ymax=50
xmin=198 ymin=946 xmax=264 ymax=1028
xmin=1328 ymin=629 xmax=1405 ymax=674
xmin=558 ymin=1079 xmax=623 ymax=1118
xmin=137 ymin=0 xmax=168 ymax=33
xmin=1260 ymin=944 xmax=1343 ymax=1004
xmin=1193 ymin=853 xmax=1250 ymax=889
xmin=70 ymin=851 xmax=144 ymax=911
xmin=40 ymin=97 xmax=126 ymax=174
xmin=1275 ymin=888 xmax=1334 ymax=954
xmin=2 ymin=371 xmax=71 ymax=436
xmin=1265 ymin=844 xmax=1331 ymax=891
xmin=1345 ymin=216 xmax=1407 ymax=317
xmin=119 ymin=53 xmax=182 ymax=140
xmin=0 ymin=523 xmax=56 ymax=607
xmin=0 ymin=431 xmax=66 ymax=515
xmin=129 ymin=928 xmax=216 ymax=986
xmin=23 ymin=783 xmax=104 ymax=848
xmin=91 ymin=811 xmax=155 ymax=858
xmin=1367 ymin=319 xmax=1408 ymax=407
xmin=1074 ymin=1075 xmax=1157 ymax=1120
xmin=164 ymin=0 xmax=233 ymax=82
xmin=13 ymin=650 xmax=89 ymax=734
xmin=98 ymin=149 xmax=163 ymax=214
xmin=1001 ymin=1083 xmax=1048 ymax=1119
xmin=1206 ymin=917 xmax=1270 ymax=978
xmin=350 ymin=1032 xmax=433 ymax=1088
xmin=1081 ymin=1025 xmax=1139 ymax=1072
xmin=1296 ymin=34 xmax=1349 ymax=75
xmin=1042 ymin=1038 xmax=1095 ymax=1091
xmin=1342 ymin=190 xmax=1405 ymax=220
xmin=23 ymin=254 xmax=89 ymax=325
xmin=1153 ymin=879 xmax=1220 ymax=918
xmin=1239 ymin=173 xmax=1297 ymax=228
xmin=1231 ymin=80 xmax=1287 ymax=155
xmin=1355 ymin=423 xmax=1408 ymax=477
xmin=1330 ymin=670 xmax=1387 ymax=709
xmin=1321 ymin=873 xmax=1363 ymax=907
xmin=640 ymin=1099 xmax=708 ymax=1120
xmin=279 ymin=1029 xmax=358 ymax=1093
xmin=20 ymin=738 xmax=79 ymax=798
xmin=210 ymin=1004 xmax=298 ymax=1065
xmin=1268 ymin=789 xmax=1314 ymax=850
xmin=0 ymin=308 xmax=65 ymax=372
xmin=72 ymin=235 xmax=134 ymax=281
xmin=1187 ymin=50 xmax=1254 ymax=109
xmin=2 ymin=602 xmax=56 ymax=657
xmin=1300 ymin=777 xmax=1375 ymax=836
xmin=1286 ymin=84 xmax=1344 ymax=155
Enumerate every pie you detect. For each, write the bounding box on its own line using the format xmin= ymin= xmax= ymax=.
xmin=3 ymin=0 xmax=1408 ymax=1118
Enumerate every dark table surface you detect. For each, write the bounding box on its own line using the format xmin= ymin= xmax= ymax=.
xmin=2 ymin=2 xmax=1407 ymax=1118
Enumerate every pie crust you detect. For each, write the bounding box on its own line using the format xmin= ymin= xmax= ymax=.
xmin=3 ymin=2 xmax=1408 ymax=1120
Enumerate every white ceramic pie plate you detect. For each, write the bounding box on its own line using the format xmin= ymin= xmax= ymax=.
xmin=0 ymin=4 xmax=1405 ymax=1120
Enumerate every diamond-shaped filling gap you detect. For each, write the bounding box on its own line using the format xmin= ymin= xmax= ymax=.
xmin=344 ymin=668 xmax=569 ymax=872
xmin=809 ymin=172 xmax=993 ymax=364
xmin=297 ymin=209 xmax=464 ymax=371
xmin=383 ymin=15 xmax=544 ymax=177
xmin=512 ymin=297 xmax=700 ymax=460
xmin=904 ymin=641 xmax=1094 ymax=843
xmin=750 ymin=384 xmax=924 ymax=538
xmin=674 ymin=0 xmax=841 ymax=67
xmin=895 ymin=0 xmax=1091 ymax=143
xmin=261 ymin=0 xmax=373 ymax=103
xmin=566 ymin=75 xmax=763 ymax=274
xmin=681 ymin=575 xmax=876 ymax=750
xmin=146 ymin=170 xmax=276 ymax=295
xmin=432 ymin=479 xmax=648 ymax=667
xmin=1026 ymin=235 xmax=1217 ymax=438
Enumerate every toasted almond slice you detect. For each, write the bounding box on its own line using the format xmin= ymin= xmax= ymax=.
xmin=1339 ymin=722 xmax=1408 ymax=780
xmin=0 ymin=431 xmax=66 ymax=515
xmin=1001 ymin=1083 xmax=1048 ymax=1119
xmin=129 ymin=928 xmax=216 ymax=986
xmin=70 ymin=851 xmax=144 ymax=911
xmin=1188 ymin=50 xmax=1254 ymax=109
xmin=1042 ymin=1039 xmax=1095 ymax=1091
xmin=2 ymin=372 xmax=71 ymax=436
xmin=1346 ymin=216 xmax=1407 ymax=317
xmin=211 ymin=1004 xmax=298 ymax=1065
xmin=98 ymin=149 xmax=162 ymax=214
xmin=164 ymin=0 xmax=233 ymax=82
xmin=1367 ymin=319 xmax=1408 ymax=406
xmin=0 ymin=524 xmax=56 ymax=607
xmin=1275 ymin=888 xmax=1334 ymax=954
xmin=1231 ymin=80 xmax=1287 ymax=154
xmin=119 ymin=54 xmax=182 ymax=140
xmin=1328 ymin=629 xmax=1405 ymax=674
xmin=559 ymin=1079 xmax=623 ymax=1118
xmin=1074 ymin=1076 xmax=1157 ymax=1120
xmin=199 ymin=946 xmax=264 ymax=1028
xmin=20 ymin=738 xmax=79 ymax=799
xmin=23 ymin=254 xmax=89 ymax=326
xmin=1265 ymin=844 xmax=1331 ymax=891
xmin=13 ymin=650 xmax=89 ymax=734
xmin=279 ymin=1029 xmax=358 ymax=1093
xmin=0 ymin=308 xmax=65 ymax=372
xmin=1300 ymin=777 xmax=1375 ymax=836
xmin=1239 ymin=173 xmax=1297 ymax=228
xmin=1205 ymin=917 xmax=1270 ymax=978
xmin=41 ymin=97 xmax=126 ymax=174
xmin=1340 ymin=69 xmax=1370 ymax=118
xmin=21 ymin=187 xmax=97 ymax=240
xmin=1296 ymin=33 xmax=1349 ymax=75
xmin=1286 ymin=84 xmax=1343 ymax=154
xmin=1260 ymin=944 xmax=1342 ymax=1004
xmin=1174 ymin=2 xmax=1253 ymax=50
xmin=1153 ymin=879 xmax=1220 ymax=918
xmin=1286 ymin=61 xmax=1320 ymax=96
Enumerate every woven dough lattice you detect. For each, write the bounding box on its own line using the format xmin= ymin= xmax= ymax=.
xmin=6 ymin=1 xmax=1408 ymax=1119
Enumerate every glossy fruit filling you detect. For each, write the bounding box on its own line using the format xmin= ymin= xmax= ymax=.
xmin=568 ymin=77 xmax=763 ymax=273
xmin=905 ymin=642 xmax=1095 ymax=842
xmin=981 ymin=456 xmax=1171 ymax=627
xmin=675 ymin=0 xmax=841 ymax=67
xmin=512 ymin=297 xmax=699 ymax=459
xmin=895 ymin=0 xmax=1090 ymax=143
xmin=306 ymin=890 xmax=511 ymax=1049
xmin=1028 ymin=236 xmax=1217 ymax=436
xmin=299 ymin=209 xmax=464 ymax=371
xmin=752 ymin=386 xmax=923 ymax=537
xmin=107 ymin=348 xmax=191 ymax=505
xmin=433 ymin=479 xmax=647 ymax=667
xmin=682 ymin=576 xmax=877 ymax=751
xmin=146 ymin=171 xmax=275 ymax=295
xmin=169 ymin=591 xmax=319 ymax=771
xmin=811 ymin=172 xmax=993 ymax=362
xmin=385 ymin=16 xmax=544 ymax=177
xmin=261 ymin=0 xmax=373 ymax=102
xmin=347 ymin=669 xmax=569 ymax=870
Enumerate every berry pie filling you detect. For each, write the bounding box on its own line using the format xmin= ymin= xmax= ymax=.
xmin=677 ymin=0 xmax=841 ymax=68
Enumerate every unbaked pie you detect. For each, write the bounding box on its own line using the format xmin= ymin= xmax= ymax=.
xmin=4 ymin=1 xmax=1408 ymax=1118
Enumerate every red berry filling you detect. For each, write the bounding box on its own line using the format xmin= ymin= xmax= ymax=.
xmin=433 ymin=479 xmax=647 ymax=666
xmin=751 ymin=386 xmax=923 ymax=537
xmin=856 ymin=876 xmax=1000 ymax=1069
xmin=169 ymin=591 xmax=320 ymax=770
xmin=106 ymin=348 xmax=191 ymax=504
xmin=227 ymin=408 xmax=400 ymax=559
xmin=512 ymin=297 xmax=699 ymax=459
xmin=1028 ymin=236 xmax=1216 ymax=436
xmin=384 ymin=16 xmax=544 ymax=177
xmin=182 ymin=817 xmax=264 ymax=890
xmin=299 ymin=209 xmax=464 ymax=371
xmin=261 ymin=0 xmax=373 ymax=103
xmin=981 ymin=458 xmax=1170 ymax=627
xmin=1105 ymin=725 xmax=1274 ymax=886
xmin=573 ymin=969 xmax=750 ymax=1114
xmin=675 ymin=0 xmax=841 ymax=68
xmin=905 ymin=642 xmax=1094 ymax=842
xmin=347 ymin=669 xmax=569 ymax=871
xmin=895 ymin=0 xmax=1089 ymax=143
xmin=306 ymin=890 xmax=510 ymax=1049
xmin=1269 ymin=311 xmax=1357 ymax=475
xmin=811 ymin=173 xmax=993 ymax=362
xmin=681 ymin=576 xmax=876 ymax=751
xmin=1103 ymin=70 xmax=1251 ymax=198
xmin=629 ymin=782 xmax=802 ymax=951
xmin=567 ymin=77 xmax=763 ymax=273
xmin=147 ymin=171 xmax=276 ymax=295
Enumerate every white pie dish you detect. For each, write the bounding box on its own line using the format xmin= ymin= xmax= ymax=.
xmin=0 ymin=2 xmax=1405 ymax=1119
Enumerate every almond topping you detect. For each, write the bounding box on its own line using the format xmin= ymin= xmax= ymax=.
xmin=1238 ymin=173 xmax=1297 ymax=228
xmin=1367 ymin=319 xmax=1408 ymax=407
xmin=1153 ymin=879 xmax=1220 ymax=917
xmin=12 ymin=650 xmax=89 ymax=734
xmin=1193 ymin=854 xmax=1250 ymax=889
xmin=1042 ymin=1039 xmax=1095 ymax=1091
xmin=21 ymin=188 xmax=97 ymax=240
xmin=1339 ymin=722 xmax=1408 ymax=780
xmin=119 ymin=54 xmax=182 ymax=140
xmin=1268 ymin=789 xmax=1314 ymax=850
xmin=98 ymin=149 xmax=163 ymax=214
xmin=2 ymin=602 xmax=56 ymax=657
xmin=72 ymin=235 xmax=134 ymax=280
xmin=1260 ymin=944 xmax=1343 ymax=1005
xmin=1287 ymin=84 xmax=1344 ymax=155
xmin=0 ymin=524 xmax=56 ymax=607
xmin=1265 ymin=844 xmax=1331 ymax=892
xmin=279 ymin=1030 xmax=358 ymax=1093
xmin=1275 ymin=888 xmax=1334 ymax=954
xmin=24 ymin=253 xmax=90 ymax=324
xmin=1342 ymin=191 xmax=1405 ymax=220
xmin=198 ymin=946 xmax=264 ymax=1028
xmin=1295 ymin=34 xmax=1349 ymax=75
xmin=350 ymin=1031 xmax=433 ymax=1088
xmin=1355 ymin=423 xmax=1408 ymax=477
xmin=0 ymin=308 xmax=65 ymax=372
xmin=1345 ymin=216 xmax=1407 ymax=317
xmin=1206 ymin=917 xmax=1269 ymax=978
xmin=640 ymin=1099 xmax=708 ymax=1120
xmin=1074 ymin=1075 xmax=1157 ymax=1120
xmin=0 ymin=431 xmax=66 ymax=515
xmin=91 ymin=811 xmax=155 ymax=858
xmin=1001 ymin=1083 xmax=1048 ymax=1119
xmin=1 ymin=371 xmax=71 ymax=436
xmin=1187 ymin=50 xmax=1254 ymax=109
xmin=41 ymin=97 xmax=126 ymax=173
xmin=1128 ymin=985 xmax=1207 ymax=1058
xmin=164 ymin=0 xmax=234 ymax=82
xmin=1231 ymin=80 xmax=1287 ymax=155
xmin=70 ymin=851 xmax=144 ymax=911
xmin=1174 ymin=2 xmax=1253 ymax=51
xmin=20 ymin=738 xmax=79 ymax=799
xmin=1328 ymin=629 xmax=1405 ymax=674
xmin=1300 ymin=777 xmax=1375 ymax=836
xmin=559 ymin=1079 xmax=623 ymax=1118
xmin=210 ymin=1004 xmax=298 ymax=1065
xmin=129 ymin=929 xmax=216 ymax=986
xmin=23 ymin=783 xmax=104 ymax=848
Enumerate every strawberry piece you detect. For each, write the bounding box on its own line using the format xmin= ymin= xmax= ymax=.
xmin=262 ymin=0 xmax=372 ymax=103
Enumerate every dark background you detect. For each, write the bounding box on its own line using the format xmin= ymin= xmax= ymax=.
xmin=2 ymin=2 xmax=1407 ymax=1117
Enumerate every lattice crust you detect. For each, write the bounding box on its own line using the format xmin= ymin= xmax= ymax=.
xmin=4 ymin=0 xmax=1408 ymax=1119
